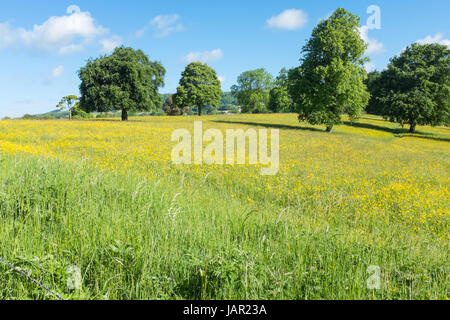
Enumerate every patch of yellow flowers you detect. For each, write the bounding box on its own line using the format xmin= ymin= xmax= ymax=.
xmin=0 ymin=114 xmax=448 ymax=239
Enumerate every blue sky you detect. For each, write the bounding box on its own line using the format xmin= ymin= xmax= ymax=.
xmin=0 ymin=0 xmax=449 ymax=118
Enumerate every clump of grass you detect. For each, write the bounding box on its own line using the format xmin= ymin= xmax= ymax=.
xmin=0 ymin=154 xmax=447 ymax=300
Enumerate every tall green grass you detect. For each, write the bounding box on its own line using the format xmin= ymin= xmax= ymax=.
xmin=0 ymin=154 xmax=447 ymax=300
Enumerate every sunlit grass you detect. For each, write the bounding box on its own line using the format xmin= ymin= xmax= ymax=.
xmin=0 ymin=114 xmax=448 ymax=299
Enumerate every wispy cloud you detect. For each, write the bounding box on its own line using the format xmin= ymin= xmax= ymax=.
xmin=359 ymin=26 xmax=385 ymax=55
xmin=51 ymin=65 xmax=64 ymax=78
xmin=266 ymin=9 xmax=308 ymax=30
xmin=0 ymin=22 xmax=16 ymax=49
xmin=136 ymin=14 xmax=184 ymax=39
xmin=181 ymin=48 xmax=224 ymax=64
xmin=59 ymin=43 xmax=84 ymax=55
xmin=364 ymin=62 xmax=376 ymax=73
xmin=42 ymin=65 xmax=64 ymax=85
xmin=417 ymin=33 xmax=450 ymax=47
xmin=99 ymin=35 xmax=123 ymax=54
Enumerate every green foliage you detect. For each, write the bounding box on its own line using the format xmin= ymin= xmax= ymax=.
xmin=57 ymin=96 xmax=93 ymax=120
xmin=268 ymin=68 xmax=294 ymax=113
xmin=94 ymin=112 xmax=118 ymax=119
xmin=29 ymin=110 xmax=69 ymax=119
xmin=268 ymin=87 xmax=292 ymax=113
xmin=365 ymin=71 xmax=385 ymax=115
xmin=20 ymin=113 xmax=58 ymax=120
xmin=231 ymin=68 xmax=273 ymax=113
xmin=378 ymin=43 xmax=450 ymax=133
xmin=0 ymin=149 xmax=448 ymax=300
xmin=163 ymin=95 xmax=188 ymax=116
xmin=289 ymin=8 xmax=370 ymax=132
xmin=220 ymin=92 xmax=238 ymax=106
xmin=160 ymin=93 xmax=172 ymax=104
xmin=72 ymin=104 xmax=93 ymax=119
xmin=79 ymin=47 xmax=165 ymax=121
xmin=57 ymin=95 xmax=79 ymax=120
xmin=228 ymin=105 xmax=240 ymax=114
xmin=174 ymin=62 xmax=222 ymax=116
xmin=35 ymin=115 xmax=55 ymax=120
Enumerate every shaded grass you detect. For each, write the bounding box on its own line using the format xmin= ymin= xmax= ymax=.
xmin=212 ymin=120 xmax=324 ymax=132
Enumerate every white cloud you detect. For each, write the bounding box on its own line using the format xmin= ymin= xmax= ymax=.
xmin=0 ymin=22 xmax=16 ymax=49
xmin=99 ymin=35 xmax=122 ymax=54
xmin=134 ymin=28 xmax=146 ymax=39
xmin=266 ymin=9 xmax=308 ymax=30
xmin=417 ymin=33 xmax=450 ymax=47
xmin=59 ymin=43 xmax=84 ymax=55
xmin=0 ymin=5 xmax=108 ymax=54
xmin=42 ymin=65 xmax=64 ymax=85
xmin=143 ymin=14 xmax=183 ymax=38
xmin=359 ymin=26 xmax=385 ymax=55
xmin=182 ymin=48 xmax=224 ymax=64
xmin=218 ymin=76 xmax=226 ymax=83
xmin=364 ymin=62 xmax=376 ymax=73
xmin=19 ymin=6 xmax=107 ymax=49
xmin=51 ymin=65 xmax=64 ymax=78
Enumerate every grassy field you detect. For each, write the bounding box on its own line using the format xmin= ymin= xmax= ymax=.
xmin=0 ymin=114 xmax=448 ymax=299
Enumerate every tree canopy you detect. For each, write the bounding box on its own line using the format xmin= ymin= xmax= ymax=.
xmin=56 ymin=95 xmax=79 ymax=120
xmin=163 ymin=95 xmax=188 ymax=116
xmin=78 ymin=46 xmax=165 ymax=121
xmin=364 ymin=71 xmax=385 ymax=115
xmin=378 ymin=43 xmax=449 ymax=133
xmin=231 ymin=68 xmax=273 ymax=113
xmin=268 ymin=68 xmax=294 ymax=113
xmin=174 ymin=62 xmax=222 ymax=116
xmin=288 ymin=8 xmax=370 ymax=132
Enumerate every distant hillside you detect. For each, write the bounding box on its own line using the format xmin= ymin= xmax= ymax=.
xmin=42 ymin=110 xmax=70 ymax=118
xmin=21 ymin=109 xmax=69 ymax=119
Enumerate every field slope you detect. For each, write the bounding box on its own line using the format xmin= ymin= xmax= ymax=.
xmin=0 ymin=114 xmax=448 ymax=299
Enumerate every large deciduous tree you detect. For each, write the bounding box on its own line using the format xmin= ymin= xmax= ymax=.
xmin=78 ymin=47 xmax=165 ymax=121
xmin=379 ymin=43 xmax=449 ymax=133
xmin=174 ymin=62 xmax=222 ymax=116
xmin=288 ymin=8 xmax=370 ymax=132
xmin=231 ymin=68 xmax=273 ymax=113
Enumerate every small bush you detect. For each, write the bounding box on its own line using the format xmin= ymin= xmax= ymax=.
xmin=72 ymin=106 xmax=93 ymax=119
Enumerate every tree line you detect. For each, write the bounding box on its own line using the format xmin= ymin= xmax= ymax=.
xmin=58 ymin=8 xmax=448 ymax=133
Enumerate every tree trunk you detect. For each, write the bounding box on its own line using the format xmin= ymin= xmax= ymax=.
xmin=122 ymin=110 xmax=128 ymax=121
xmin=198 ymin=105 xmax=202 ymax=116
xmin=69 ymin=110 xmax=72 ymax=120
xmin=409 ymin=124 xmax=416 ymax=133
xmin=326 ymin=125 xmax=333 ymax=133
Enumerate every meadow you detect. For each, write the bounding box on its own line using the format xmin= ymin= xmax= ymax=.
xmin=0 ymin=114 xmax=448 ymax=299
